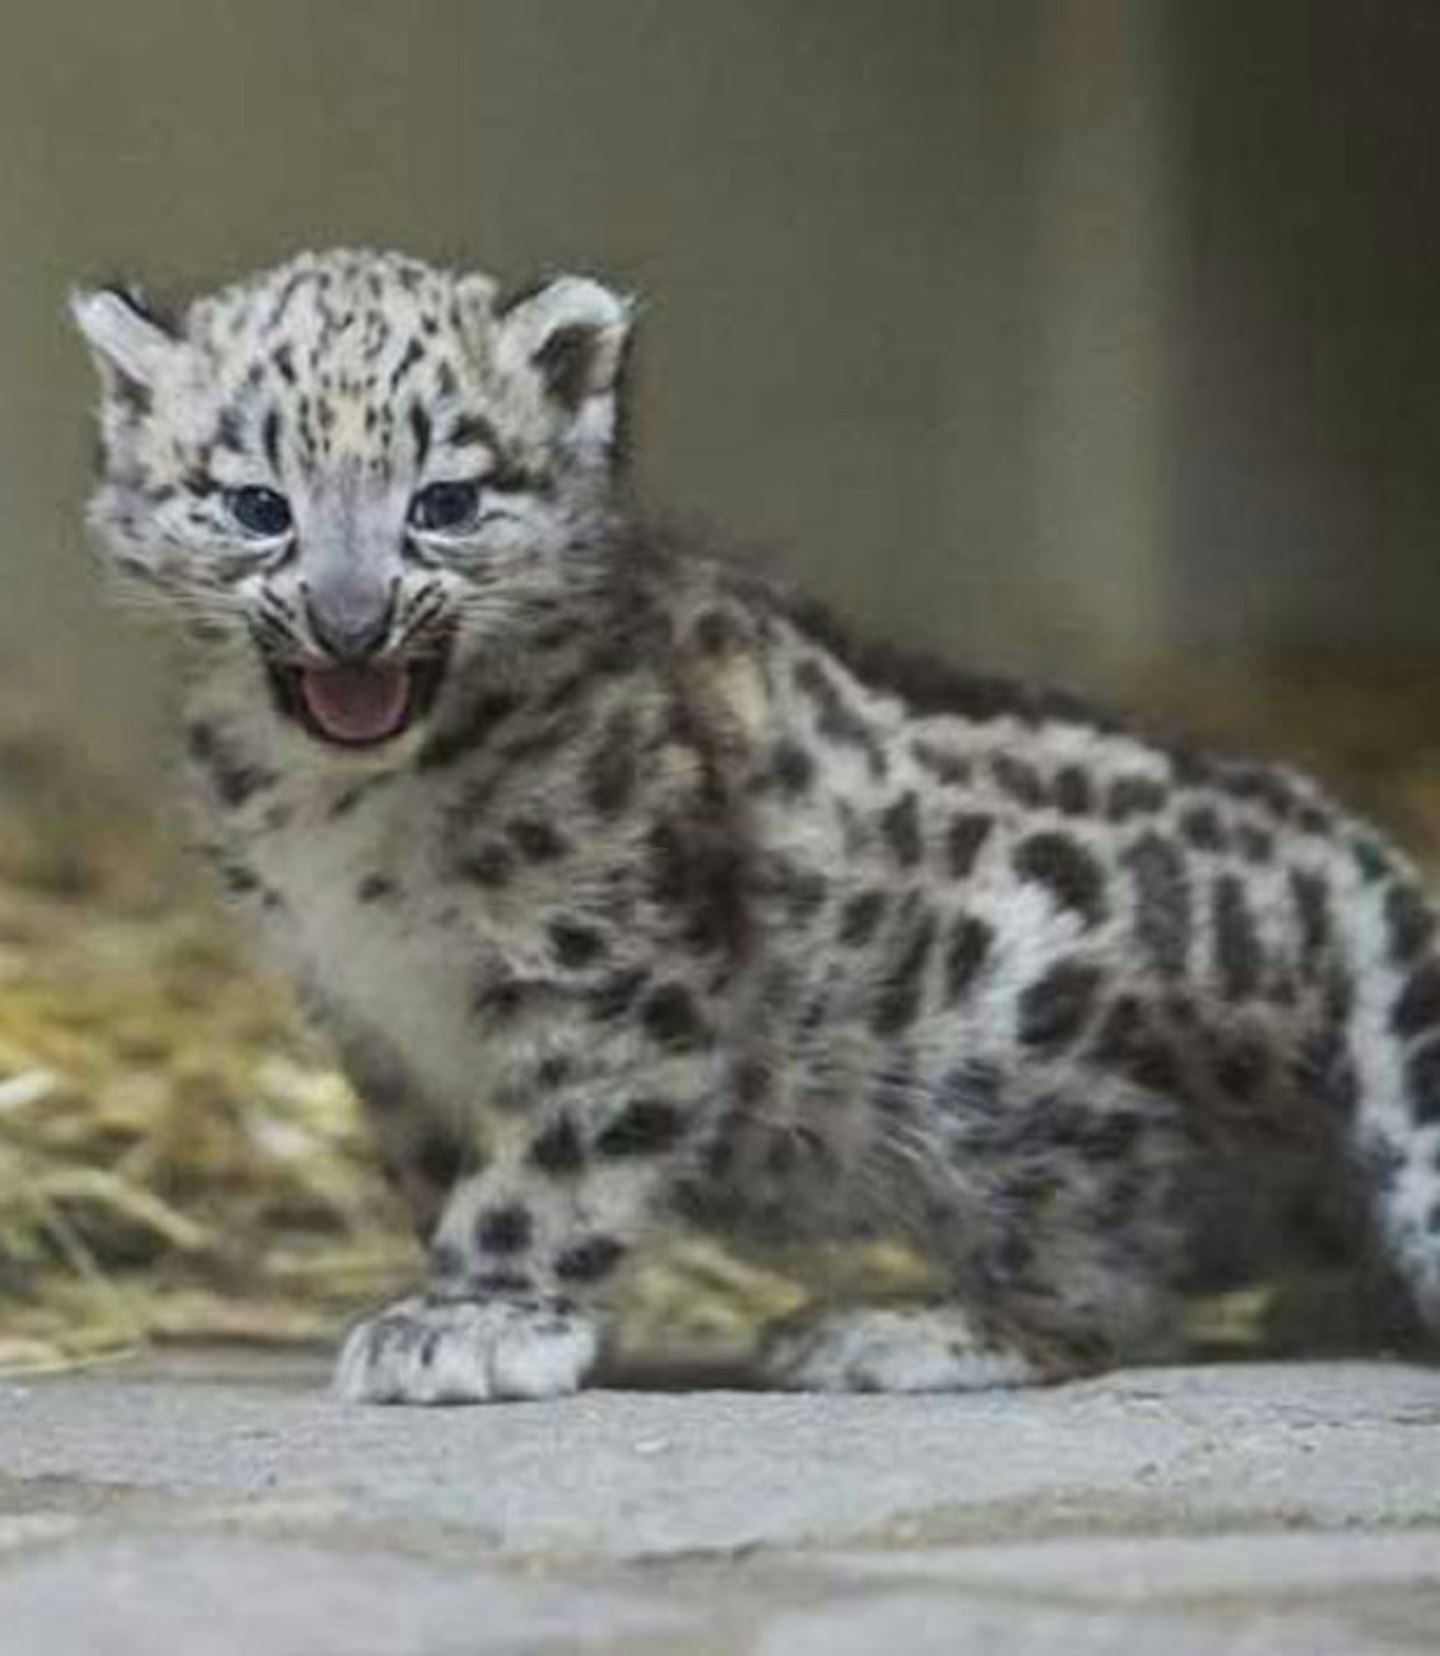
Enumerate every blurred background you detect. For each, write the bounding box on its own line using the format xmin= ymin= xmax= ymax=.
xmin=3 ymin=0 xmax=1439 ymax=779
xmin=3 ymin=0 xmax=1440 ymax=1367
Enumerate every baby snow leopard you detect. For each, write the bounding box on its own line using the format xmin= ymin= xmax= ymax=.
xmin=73 ymin=247 xmax=1440 ymax=1403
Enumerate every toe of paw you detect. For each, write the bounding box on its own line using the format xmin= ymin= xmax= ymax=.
xmin=334 ymin=1298 xmax=599 ymax=1405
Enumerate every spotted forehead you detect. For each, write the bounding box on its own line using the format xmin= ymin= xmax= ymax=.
xmin=191 ymin=251 xmax=479 ymax=374
xmin=187 ymin=251 xmax=510 ymax=473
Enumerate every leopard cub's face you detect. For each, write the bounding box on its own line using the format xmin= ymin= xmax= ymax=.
xmin=73 ymin=249 xmax=632 ymax=752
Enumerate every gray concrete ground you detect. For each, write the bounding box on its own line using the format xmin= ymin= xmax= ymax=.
xmin=0 ymin=1352 xmax=1437 ymax=1653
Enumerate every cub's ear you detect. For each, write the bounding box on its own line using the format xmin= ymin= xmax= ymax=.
xmin=498 ymin=275 xmax=634 ymax=411
xmin=70 ymin=287 xmax=180 ymax=395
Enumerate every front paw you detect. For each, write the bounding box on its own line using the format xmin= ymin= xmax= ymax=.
xmin=334 ymin=1293 xmax=600 ymax=1404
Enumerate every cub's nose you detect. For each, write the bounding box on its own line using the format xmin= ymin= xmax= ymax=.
xmin=301 ymin=578 xmax=397 ymax=664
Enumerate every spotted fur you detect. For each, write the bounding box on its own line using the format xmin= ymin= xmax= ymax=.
xmin=74 ymin=248 xmax=1440 ymax=1402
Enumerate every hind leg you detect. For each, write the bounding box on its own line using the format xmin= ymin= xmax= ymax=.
xmin=757 ymin=1304 xmax=1046 ymax=1392
xmin=754 ymin=1056 xmax=1190 ymax=1392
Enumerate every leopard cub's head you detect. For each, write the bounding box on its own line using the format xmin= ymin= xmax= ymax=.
xmin=73 ymin=248 xmax=633 ymax=751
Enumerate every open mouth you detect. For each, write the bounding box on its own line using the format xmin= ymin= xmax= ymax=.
xmin=265 ymin=648 xmax=452 ymax=748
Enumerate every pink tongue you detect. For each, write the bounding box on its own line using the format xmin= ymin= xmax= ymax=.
xmin=299 ymin=663 xmax=410 ymax=744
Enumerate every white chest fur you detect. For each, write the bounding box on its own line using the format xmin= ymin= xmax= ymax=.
xmin=240 ymin=773 xmax=515 ymax=1121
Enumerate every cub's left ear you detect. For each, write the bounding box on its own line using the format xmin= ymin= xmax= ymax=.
xmin=500 ymin=276 xmax=634 ymax=412
xmin=70 ymin=286 xmax=181 ymax=396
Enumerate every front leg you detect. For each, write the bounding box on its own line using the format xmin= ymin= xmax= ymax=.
xmin=336 ymin=1075 xmax=701 ymax=1404
xmin=335 ymin=1288 xmax=599 ymax=1405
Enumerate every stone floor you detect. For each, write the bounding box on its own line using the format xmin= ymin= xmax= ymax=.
xmin=1 ymin=1351 xmax=1438 ymax=1653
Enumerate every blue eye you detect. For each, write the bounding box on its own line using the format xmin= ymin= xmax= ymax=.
xmin=226 ymin=486 xmax=292 ymax=538
xmin=409 ymin=480 xmax=481 ymax=533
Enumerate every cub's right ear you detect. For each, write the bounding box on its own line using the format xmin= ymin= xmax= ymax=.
xmin=70 ymin=287 xmax=179 ymax=395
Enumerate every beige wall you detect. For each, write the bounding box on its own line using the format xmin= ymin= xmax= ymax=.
xmin=1173 ymin=1 xmax=1440 ymax=662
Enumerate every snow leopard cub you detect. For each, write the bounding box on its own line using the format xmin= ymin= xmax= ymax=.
xmin=73 ymin=247 xmax=1440 ymax=1402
